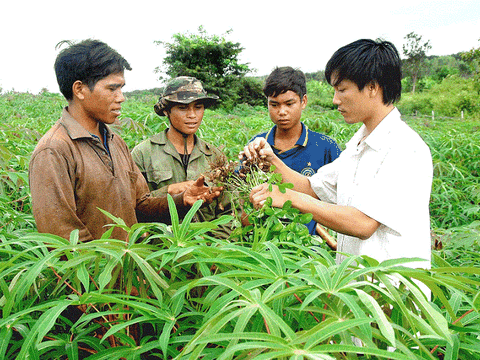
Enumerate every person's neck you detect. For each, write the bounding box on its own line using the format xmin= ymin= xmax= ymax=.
xmin=274 ymin=122 xmax=303 ymax=151
xmin=67 ymin=102 xmax=101 ymax=137
xmin=363 ymin=104 xmax=395 ymax=136
xmin=166 ymin=127 xmax=195 ymax=154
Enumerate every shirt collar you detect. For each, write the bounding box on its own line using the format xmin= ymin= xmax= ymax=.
xmin=60 ymin=107 xmax=114 ymax=141
xmin=364 ymin=107 xmax=400 ymax=151
xmin=346 ymin=107 xmax=400 ymax=151
xmin=150 ymin=128 xmax=213 ymax=156
xmin=265 ymin=123 xmax=309 ymax=149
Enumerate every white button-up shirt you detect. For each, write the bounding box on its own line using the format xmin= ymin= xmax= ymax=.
xmin=309 ymin=108 xmax=432 ymax=268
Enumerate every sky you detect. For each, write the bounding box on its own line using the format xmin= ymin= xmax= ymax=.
xmin=1 ymin=0 xmax=479 ymax=94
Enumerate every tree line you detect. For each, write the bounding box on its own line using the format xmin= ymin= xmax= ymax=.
xmin=124 ymin=27 xmax=480 ymax=116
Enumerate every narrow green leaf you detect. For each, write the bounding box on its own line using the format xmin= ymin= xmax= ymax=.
xmin=69 ymin=228 xmax=79 ymax=246
xmin=15 ymin=300 xmax=72 ymax=359
xmin=0 ymin=326 xmax=13 ymax=359
xmin=159 ymin=320 xmax=176 ymax=357
xmin=265 ymin=242 xmax=286 ymax=277
xmin=444 ymin=333 xmax=460 ymax=360
xmin=98 ymin=257 xmax=118 ymax=291
xmin=355 ymin=289 xmax=396 ymax=347
xmin=76 ymin=262 xmax=90 ymax=292
xmin=395 ymin=273 xmax=452 ymax=343
xmin=178 ymin=199 xmax=203 ymax=241
xmin=335 ymin=292 xmax=372 ymax=340
xmin=65 ymin=341 xmax=79 ymax=360
xmin=167 ymin=194 xmax=180 ymax=237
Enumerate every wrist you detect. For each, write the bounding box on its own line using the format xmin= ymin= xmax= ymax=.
xmin=270 ymin=156 xmax=283 ymax=171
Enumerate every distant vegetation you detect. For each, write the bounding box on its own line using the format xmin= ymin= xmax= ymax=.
xmin=122 ymin=43 xmax=480 ymax=120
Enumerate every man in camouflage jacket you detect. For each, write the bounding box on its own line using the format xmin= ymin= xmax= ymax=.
xmin=132 ymin=77 xmax=233 ymax=238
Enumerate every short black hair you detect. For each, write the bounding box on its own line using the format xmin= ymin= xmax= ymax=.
xmin=325 ymin=39 xmax=402 ymax=104
xmin=263 ymin=66 xmax=307 ymax=99
xmin=54 ymin=39 xmax=132 ymax=100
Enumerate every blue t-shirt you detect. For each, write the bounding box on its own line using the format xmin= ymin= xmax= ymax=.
xmin=250 ymin=123 xmax=341 ymax=234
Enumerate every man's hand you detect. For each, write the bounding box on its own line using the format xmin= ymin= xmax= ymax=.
xmin=168 ymin=180 xmax=195 ymax=195
xmin=239 ymin=137 xmax=275 ymax=164
xmin=183 ymin=176 xmax=223 ymax=207
xmin=249 ymin=183 xmax=289 ymax=209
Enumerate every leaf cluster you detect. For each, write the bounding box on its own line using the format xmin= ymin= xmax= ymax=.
xmin=154 ymin=26 xmax=260 ymax=109
xmin=1 ymin=201 xmax=480 ymax=359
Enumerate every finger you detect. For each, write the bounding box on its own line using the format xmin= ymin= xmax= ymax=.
xmin=211 ymin=186 xmax=223 ymax=193
xmin=250 ymin=184 xmax=262 ymax=193
xmin=243 ymin=145 xmax=253 ymax=160
xmin=194 ymin=175 xmax=205 ymax=187
xmin=249 ymin=142 xmax=260 ymax=158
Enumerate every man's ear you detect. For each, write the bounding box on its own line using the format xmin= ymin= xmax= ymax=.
xmin=72 ymin=80 xmax=86 ymax=100
xmin=301 ymin=94 xmax=308 ymax=109
xmin=368 ymin=81 xmax=381 ymax=98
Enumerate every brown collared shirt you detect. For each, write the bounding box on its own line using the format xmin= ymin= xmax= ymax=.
xmin=29 ymin=108 xmax=184 ymax=242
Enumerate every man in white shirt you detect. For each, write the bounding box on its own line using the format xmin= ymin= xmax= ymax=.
xmin=243 ymin=39 xmax=433 ymax=269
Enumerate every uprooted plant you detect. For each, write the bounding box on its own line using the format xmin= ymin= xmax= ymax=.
xmin=205 ymin=154 xmax=315 ymax=248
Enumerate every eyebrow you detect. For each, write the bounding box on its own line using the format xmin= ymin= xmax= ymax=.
xmin=269 ymin=98 xmax=297 ymax=104
xmin=108 ymin=82 xmax=125 ymax=89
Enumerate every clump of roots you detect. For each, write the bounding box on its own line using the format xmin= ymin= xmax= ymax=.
xmin=206 ymin=154 xmax=238 ymax=186
xmin=206 ymin=154 xmax=273 ymax=200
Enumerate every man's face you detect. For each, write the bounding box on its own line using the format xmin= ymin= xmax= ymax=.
xmin=167 ymin=101 xmax=205 ymax=136
xmin=267 ymin=90 xmax=306 ymax=132
xmin=82 ymin=72 xmax=126 ymax=125
xmin=332 ymin=78 xmax=372 ymax=125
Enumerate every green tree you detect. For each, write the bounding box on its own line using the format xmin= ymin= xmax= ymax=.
xmin=402 ymin=32 xmax=432 ymax=93
xmin=462 ymin=39 xmax=480 ymax=93
xmin=154 ymin=26 xmax=260 ymax=108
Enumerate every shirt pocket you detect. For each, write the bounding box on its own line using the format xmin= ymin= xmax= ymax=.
xmin=146 ymin=169 xmax=173 ymax=190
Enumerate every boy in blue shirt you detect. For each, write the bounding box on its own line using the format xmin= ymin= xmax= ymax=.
xmin=249 ymin=66 xmax=341 ymax=235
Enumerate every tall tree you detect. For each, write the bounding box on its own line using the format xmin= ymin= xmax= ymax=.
xmin=154 ymin=26 xmax=257 ymax=108
xmin=402 ymin=32 xmax=432 ymax=93
xmin=461 ymin=39 xmax=480 ymax=93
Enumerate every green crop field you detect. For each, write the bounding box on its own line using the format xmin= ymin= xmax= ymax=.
xmin=1 ymin=89 xmax=479 ymax=359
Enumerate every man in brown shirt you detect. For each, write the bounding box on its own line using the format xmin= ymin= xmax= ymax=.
xmin=29 ymin=39 xmax=221 ymax=242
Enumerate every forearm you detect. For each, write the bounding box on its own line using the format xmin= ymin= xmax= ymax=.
xmin=285 ymin=190 xmax=380 ymax=240
xmin=136 ymin=193 xmax=189 ymax=224
xmin=150 ymin=185 xmax=169 ymax=197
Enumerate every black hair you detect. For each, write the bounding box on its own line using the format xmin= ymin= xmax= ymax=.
xmin=263 ymin=66 xmax=307 ymax=99
xmin=325 ymin=39 xmax=402 ymax=104
xmin=54 ymin=39 xmax=132 ymax=100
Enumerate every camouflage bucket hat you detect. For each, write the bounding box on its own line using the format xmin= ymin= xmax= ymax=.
xmin=154 ymin=76 xmax=219 ymax=116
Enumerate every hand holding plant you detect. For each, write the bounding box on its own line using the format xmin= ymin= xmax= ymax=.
xmin=239 ymin=137 xmax=276 ymax=164
xmin=206 ymin=151 xmax=278 ymax=207
xmin=182 ymin=175 xmax=223 ymax=206
xmin=250 ymin=182 xmax=291 ymax=209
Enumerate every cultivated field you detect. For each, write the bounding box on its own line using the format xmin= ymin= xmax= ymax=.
xmin=1 ymin=89 xmax=479 ymax=359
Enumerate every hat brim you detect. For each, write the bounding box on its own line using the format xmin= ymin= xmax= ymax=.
xmin=154 ymin=95 xmax=219 ymax=116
